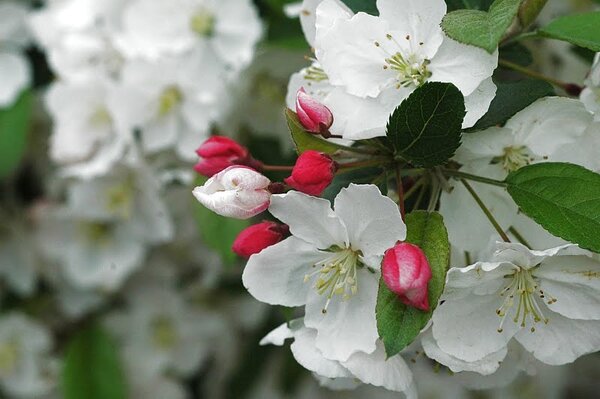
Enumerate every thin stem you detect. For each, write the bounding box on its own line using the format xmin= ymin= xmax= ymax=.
xmin=413 ymin=183 xmax=427 ymax=211
xmin=395 ymin=164 xmax=405 ymax=220
xmin=339 ymin=158 xmax=388 ymax=169
xmin=500 ymin=30 xmax=541 ymax=47
xmin=403 ymin=177 xmax=425 ymax=201
xmin=508 ymin=226 xmax=532 ymax=248
xmin=442 ymin=169 xmax=507 ymax=188
xmin=427 ymin=178 xmax=441 ymax=212
xmin=499 ymin=59 xmax=580 ymax=93
xmin=461 ymin=179 xmax=511 ymax=243
xmin=261 ymin=165 xmax=294 ymax=172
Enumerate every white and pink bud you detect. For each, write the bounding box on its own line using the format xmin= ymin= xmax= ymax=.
xmin=192 ymin=166 xmax=271 ymax=219
xmin=382 ymin=242 xmax=432 ymax=311
xmin=296 ymin=88 xmax=333 ymax=134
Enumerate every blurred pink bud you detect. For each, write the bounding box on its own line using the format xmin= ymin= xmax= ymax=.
xmin=194 ymin=136 xmax=262 ymax=177
xmin=192 ymin=166 xmax=271 ymax=219
xmin=284 ymin=150 xmax=337 ymax=196
xmin=296 ymin=88 xmax=333 ymax=134
xmin=232 ymin=221 xmax=289 ymax=258
xmin=382 ymin=242 xmax=432 ymax=311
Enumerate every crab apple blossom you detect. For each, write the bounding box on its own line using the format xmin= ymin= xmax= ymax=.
xmin=243 ymin=184 xmax=406 ymax=361
xmin=430 ymin=242 xmax=600 ymax=368
xmin=232 ymin=221 xmax=289 ymax=258
xmin=382 ymin=242 xmax=432 ymax=311
xmin=296 ymin=88 xmax=334 ymax=134
xmin=193 ymin=166 xmax=271 ymax=219
xmin=284 ymin=150 xmax=337 ymax=196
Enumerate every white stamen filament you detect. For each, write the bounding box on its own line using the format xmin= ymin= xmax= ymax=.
xmin=305 ymin=248 xmax=360 ymax=314
xmin=496 ymin=268 xmax=556 ymax=333
xmin=374 ymin=33 xmax=431 ymax=89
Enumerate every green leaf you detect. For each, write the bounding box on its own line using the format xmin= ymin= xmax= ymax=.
xmin=499 ymin=42 xmax=534 ymax=66
xmin=322 ymin=167 xmax=385 ymax=201
xmin=194 ymin=177 xmax=250 ymax=265
xmin=62 ymin=324 xmax=127 ymax=399
xmin=0 ymin=90 xmax=33 ymax=180
xmin=376 ymin=211 xmax=450 ymax=357
xmin=518 ymin=0 xmax=548 ymax=28
xmin=539 ymin=12 xmax=600 ymax=52
xmin=441 ymin=0 xmax=522 ymax=53
xmin=445 ymin=0 xmax=494 ymax=11
xmin=341 ymin=0 xmax=378 ymax=15
xmin=506 ymin=163 xmax=600 ymax=253
xmin=386 ymin=82 xmax=465 ymax=168
xmin=469 ymin=79 xmax=554 ymax=131
xmin=285 ymin=108 xmax=345 ymax=155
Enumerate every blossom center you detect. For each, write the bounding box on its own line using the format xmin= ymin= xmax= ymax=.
xmin=106 ymin=182 xmax=134 ymax=219
xmin=375 ymin=34 xmax=431 ymax=89
xmin=496 ymin=268 xmax=557 ymax=333
xmin=0 ymin=340 xmax=19 ymax=375
xmin=190 ymin=9 xmax=215 ymax=37
xmin=151 ymin=315 xmax=178 ymax=349
xmin=80 ymin=221 xmax=113 ymax=243
xmin=305 ymin=247 xmax=361 ymax=313
xmin=304 ymin=65 xmax=328 ymax=83
xmin=89 ymin=106 xmax=113 ymax=128
xmin=499 ymin=146 xmax=531 ymax=172
xmin=158 ymin=86 xmax=183 ymax=117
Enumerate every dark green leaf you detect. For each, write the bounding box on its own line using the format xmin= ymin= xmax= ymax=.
xmin=539 ymin=12 xmax=600 ymax=52
xmin=376 ymin=211 xmax=450 ymax=357
xmin=285 ymin=108 xmax=346 ymax=155
xmin=194 ymin=176 xmax=250 ymax=265
xmin=0 ymin=90 xmax=33 ymax=180
xmin=445 ymin=0 xmax=494 ymax=11
xmin=500 ymin=42 xmax=534 ymax=66
xmin=341 ymin=0 xmax=378 ymax=15
xmin=387 ymin=82 xmax=465 ymax=168
xmin=469 ymin=79 xmax=554 ymax=131
xmin=442 ymin=0 xmax=522 ymax=53
xmin=506 ymin=163 xmax=600 ymax=253
xmin=62 ymin=324 xmax=127 ymax=399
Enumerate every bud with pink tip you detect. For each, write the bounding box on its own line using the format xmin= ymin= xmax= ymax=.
xmin=193 ymin=166 xmax=271 ymax=219
xmin=296 ymin=88 xmax=333 ymax=134
xmin=194 ymin=136 xmax=262 ymax=177
xmin=232 ymin=221 xmax=289 ymax=258
xmin=382 ymin=242 xmax=432 ymax=311
xmin=284 ymin=150 xmax=337 ymax=196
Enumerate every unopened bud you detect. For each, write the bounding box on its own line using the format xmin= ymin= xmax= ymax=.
xmin=232 ymin=221 xmax=289 ymax=258
xmin=192 ymin=166 xmax=271 ymax=219
xmin=296 ymin=88 xmax=333 ymax=134
xmin=382 ymin=242 xmax=432 ymax=311
xmin=284 ymin=151 xmax=337 ymax=196
xmin=194 ymin=136 xmax=261 ymax=177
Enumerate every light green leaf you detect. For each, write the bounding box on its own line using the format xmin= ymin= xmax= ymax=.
xmin=285 ymin=108 xmax=346 ymax=155
xmin=539 ymin=12 xmax=600 ymax=52
xmin=506 ymin=163 xmax=600 ymax=253
xmin=386 ymin=82 xmax=465 ymax=168
xmin=376 ymin=211 xmax=450 ymax=357
xmin=441 ymin=0 xmax=522 ymax=53
xmin=0 ymin=90 xmax=33 ymax=179
xmin=469 ymin=79 xmax=554 ymax=131
xmin=194 ymin=177 xmax=250 ymax=265
xmin=62 ymin=324 xmax=127 ymax=399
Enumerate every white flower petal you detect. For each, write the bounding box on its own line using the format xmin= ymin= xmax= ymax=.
xmin=290 ymin=327 xmax=353 ymax=379
xmin=535 ymin=255 xmax=600 ymax=320
xmin=429 ymin=38 xmax=498 ymax=96
xmin=333 ymin=184 xmax=406 ymax=259
xmin=342 ymin=341 xmax=415 ymax=393
xmin=421 ymin=330 xmax=506 ymax=375
xmin=242 ymin=237 xmax=325 ymax=307
xmin=462 ymin=77 xmax=497 ymax=128
xmin=515 ymin=308 xmax=600 ymax=365
xmin=0 ymin=52 xmax=30 ymax=108
xmin=259 ymin=323 xmax=294 ymax=346
xmin=269 ymin=191 xmax=348 ymax=249
xmin=304 ymin=269 xmax=379 ymax=361
xmin=432 ymin=292 xmax=519 ymax=362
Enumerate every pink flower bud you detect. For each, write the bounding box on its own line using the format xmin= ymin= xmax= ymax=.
xmin=232 ymin=221 xmax=289 ymax=258
xmin=194 ymin=136 xmax=261 ymax=177
xmin=192 ymin=166 xmax=271 ymax=219
xmin=296 ymin=88 xmax=333 ymax=134
xmin=284 ymin=150 xmax=337 ymax=196
xmin=382 ymin=242 xmax=432 ymax=311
